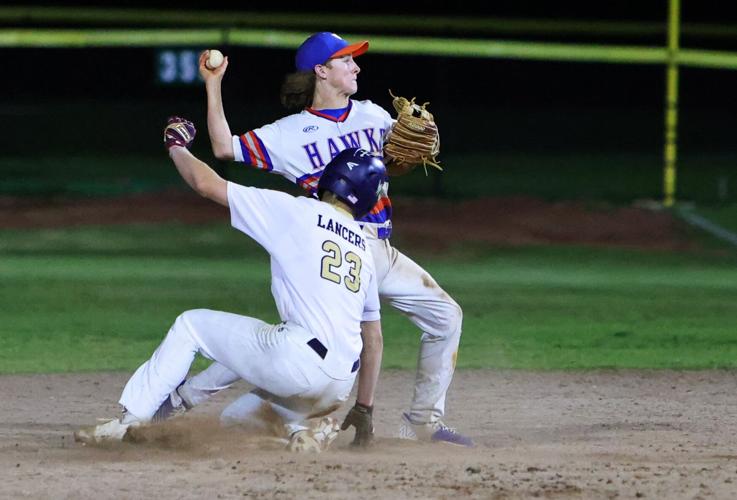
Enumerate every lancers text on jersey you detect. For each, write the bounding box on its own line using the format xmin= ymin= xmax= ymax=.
xmin=317 ymin=214 xmax=367 ymax=250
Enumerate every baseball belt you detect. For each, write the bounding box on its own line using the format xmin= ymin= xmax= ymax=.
xmin=307 ymin=338 xmax=360 ymax=373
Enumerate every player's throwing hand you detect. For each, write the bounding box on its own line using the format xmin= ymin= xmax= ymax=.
xmin=198 ymin=50 xmax=228 ymax=82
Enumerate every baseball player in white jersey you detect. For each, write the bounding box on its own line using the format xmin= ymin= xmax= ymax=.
xmin=74 ymin=119 xmax=387 ymax=452
xmin=175 ymin=32 xmax=472 ymax=447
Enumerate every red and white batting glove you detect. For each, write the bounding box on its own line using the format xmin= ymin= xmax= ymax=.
xmin=164 ymin=116 xmax=196 ymax=150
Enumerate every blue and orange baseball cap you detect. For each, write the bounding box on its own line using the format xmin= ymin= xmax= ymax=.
xmin=295 ymin=32 xmax=369 ymax=72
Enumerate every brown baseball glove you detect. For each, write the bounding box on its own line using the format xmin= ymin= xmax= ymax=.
xmin=383 ymin=90 xmax=442 ymax=176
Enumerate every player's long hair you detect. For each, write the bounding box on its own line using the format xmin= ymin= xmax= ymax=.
xmin=280 ymin=71 xmax=316 ymax=110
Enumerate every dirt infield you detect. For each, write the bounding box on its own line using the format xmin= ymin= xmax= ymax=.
xmin=2 ymin=370 xmax=736 ymax=499
xmin=0 ymin=192 xmax=694 ymax=251
xmin=0 ymin=195 xmax=716 ymax=498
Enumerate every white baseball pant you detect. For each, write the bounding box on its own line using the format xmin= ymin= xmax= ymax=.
xmin=368 ymin=236 xmax=463 ymax=423
xmin=118 ymin=309 xmax=355 ymax=428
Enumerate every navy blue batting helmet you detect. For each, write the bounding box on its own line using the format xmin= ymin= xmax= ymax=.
xmin=317 ymin=148 xmax=387 ymax=218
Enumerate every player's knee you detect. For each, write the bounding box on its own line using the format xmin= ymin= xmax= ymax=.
xmin=439 ymin=298 xmax=463 ymax=339
xmin=220 ymin=405 xmax=242 ymax=426
xmin=171 ymin=309 xmax=210 ymax=337
xmin=175 ymin=309 xmax=209 ymax=325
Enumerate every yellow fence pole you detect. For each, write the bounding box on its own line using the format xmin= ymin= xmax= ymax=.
xmin=663 ymin=0 xmax=680 ymax=207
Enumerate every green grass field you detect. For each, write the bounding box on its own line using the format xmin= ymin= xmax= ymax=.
xmin=3 ymin=150 xmax=736 ymax=203
xmin=2 ymin=222 xmax=737 ymax=374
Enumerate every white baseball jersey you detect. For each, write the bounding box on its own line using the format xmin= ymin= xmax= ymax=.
xmin=232 ymin=99 xmax=395 ymax=231
xmin=181 ymin=97 xmax=463 ymax=426
xmin=227 ymin=181 xmax=380 ymax=368
xmin=118 ymin=182 xmax=380 ymax=422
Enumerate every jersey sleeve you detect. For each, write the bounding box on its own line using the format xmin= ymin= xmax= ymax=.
xmin=232 ymin=121 xmax=283 ymax=173
xmin=227 ymin=181 xmax=297 ymax=250
xmin=363 ymin=100 xmax=395 ymax=144
xmin=361 ymin=269 xmax=381 ymax=322
xmin=381 ymin=105 xmax=395 ymax=134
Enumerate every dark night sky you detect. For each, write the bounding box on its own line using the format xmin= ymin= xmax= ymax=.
xmin=5 ymin=2 xmax=737 ymax=156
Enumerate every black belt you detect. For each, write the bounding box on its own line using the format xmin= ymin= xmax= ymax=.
xmin=307 ymin=338 xmax=360 ymax=373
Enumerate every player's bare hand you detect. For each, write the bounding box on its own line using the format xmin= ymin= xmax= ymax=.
xmin=340 ymin=402 xmax=374 ymax=448
xmin=199 ymin=50 xmax=229 ymax=83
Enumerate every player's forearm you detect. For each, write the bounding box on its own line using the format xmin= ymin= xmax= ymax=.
xmin=205 ymin=80 xmax=235 ymax=161
xmin=169 ymin=146 xmax=228 ymax=206
xmin=356 ymin=320 xmax=383 ymax=407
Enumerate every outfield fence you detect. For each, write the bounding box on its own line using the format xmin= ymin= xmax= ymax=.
xmin=3 ymin=2 xmax=737 ymax=205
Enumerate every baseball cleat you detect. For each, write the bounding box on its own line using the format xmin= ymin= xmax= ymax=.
xmin=287 ymin=417 xmax=341 ymax=453
xmin=398 ymin=413 xmax=474 ymax=447
xmin=74 ymin=418 xmax=135 ymax=445
xmin=151 ymin=385 xmax=191 ymax=423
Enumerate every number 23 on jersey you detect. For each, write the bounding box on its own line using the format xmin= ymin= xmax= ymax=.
xmin=320 ymin=240 xmax=362 ymax=293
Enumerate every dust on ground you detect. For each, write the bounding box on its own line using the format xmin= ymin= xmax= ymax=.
xmin=0 ymin=192 xmax=695 ymax=251
xmin=2 ymin=370 xmax=736 ymax=499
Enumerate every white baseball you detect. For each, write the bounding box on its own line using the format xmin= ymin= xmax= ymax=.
xmin=206 ymin=49 xmax=224 ymax=69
